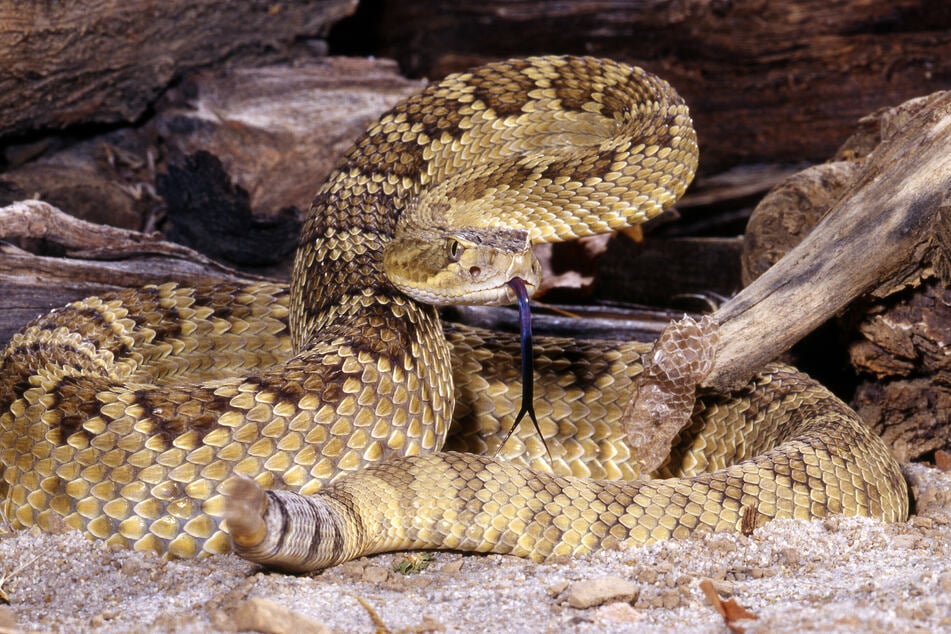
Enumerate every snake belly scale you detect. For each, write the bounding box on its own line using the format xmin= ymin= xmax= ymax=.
xmin=0 ymin=56 xmax=907 ymax=565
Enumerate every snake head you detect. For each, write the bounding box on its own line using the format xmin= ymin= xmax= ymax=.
xmin=383 ymin=227 xmax=541 ymax=306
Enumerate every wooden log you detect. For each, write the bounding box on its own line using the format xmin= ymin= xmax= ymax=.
xmin=0 ymin=59 xmax=429 ymax=337
xmin=1 ymin=59 xmax=424 ymax=269
xmin=0 ymin=201 xmax=260 ymax=344
xmin=0 ymin=0 xmax=356 ymax=138
xmin=735 ymin=94 xmax=950 ymax=460
xmin=154 ymin=58 xmax=426 ymax=221
xmin=0 ymin=129 xmax=158 ymax=230
xmin=355 ymin=0 xmax=951 ymax=172
xmin=850 ymin=279 xmax=950 ymax=462
xmin=705 ymin=91 xmax=951 ymax=394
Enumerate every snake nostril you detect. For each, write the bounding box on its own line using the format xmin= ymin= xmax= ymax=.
xmin=469 ymin=266 xmax=481 ymax=278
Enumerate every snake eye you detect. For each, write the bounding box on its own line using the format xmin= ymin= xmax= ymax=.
xmin=447 ymin=239 xmax=463 ymax=262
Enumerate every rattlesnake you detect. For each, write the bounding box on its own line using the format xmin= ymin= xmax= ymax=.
xmin=0 ymin=56 xmax=908 ymax=570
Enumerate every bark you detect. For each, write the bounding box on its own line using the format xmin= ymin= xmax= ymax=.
xmin=358 ymin=0 xmax=951 ymax=172
xmin=850 ymin=279 xmax=951 ymax=462
xmin=707 ymin=91 xmax=951 ymax=392
xmin=734 ymin=94 xmax=951 ymax=459
xmin=0 ymin=201 xmax=259 ymax=344
xmin=0 ymin=0 xmax=356 ymax=138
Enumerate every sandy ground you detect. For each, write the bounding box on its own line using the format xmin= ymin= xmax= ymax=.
xmin=0 ymin=462 xmax=948 ymax=634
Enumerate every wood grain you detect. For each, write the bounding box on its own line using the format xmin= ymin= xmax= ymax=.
xmin=0 ymin=0 xmax=356 ymax=137
xmin=706 ymin=91 xmax=951 ymax=391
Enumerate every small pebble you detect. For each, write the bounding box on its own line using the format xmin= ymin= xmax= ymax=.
xmin=547 ymin=580 xmax=569 ymax=597
xmin=637 ymin=568 xmax=658 ymax=585
xmin=895 ymin=600 xmax=935 ymax=620
xmin=595 ymin=601 xmax=643 ymax=624
xmin=891 ymin=535 xmax=918 ymax=549
xmin=566 ymin=576 xmax=639 ymax=609
xmin=441 ymin=560 xmax=464 ymax=574
xmin=710 ymin=579 xmax=734 ymax=596
xmin=362 ymin=565 xmax=390 ymax=583
xmin=939 ymin=571 xmax=951 ymax=593
xmin=338 ymin=561 xmax=365 ymax=578
xmin=707 ymin=535 xmax=738 ymax=554
xmin=232 ymin=597 xmax=331 ymax=634
xmin=910 ymin=516 xmax=933 ymax=529
xmin=781 ymin=547 xmax=800 ymax=565
xmin=121 ymin=556 xmax=149 ymax=576
xmin=661 ymin=589 xmax=682 ymax=609
xmin=0 ymin=605 xmax=18 ymax=629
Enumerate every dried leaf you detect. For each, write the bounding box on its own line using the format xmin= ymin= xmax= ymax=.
xmin=699 ymin=579 xmax=758 ymax=634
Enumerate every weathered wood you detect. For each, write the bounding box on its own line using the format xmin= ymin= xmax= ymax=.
xmin=850 ymin=279 xmax=951 ymax=462
xmin=0 ymin=0 xmax=356 ymax=138
xmin=154 ymin=58 xmax=426 ymax=221
xmin=734 ymin=94 xmax=950 ymax=461
xmin=705 ymin=92 xmax=951 ymax=394
xmin=0 ymin=128 xmax=158 ymax=230
xmin=740 ymin=161 xmax=865 ymax=285
xmin=0 ymin=201 xmax=260 ymax=343
xmin=1 ymin=59 xmax=424 ymax=267
xmin=354 ymin=0 xmax=951 ymax=172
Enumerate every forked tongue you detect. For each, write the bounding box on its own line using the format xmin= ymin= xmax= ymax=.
xmin=497 ymin=277 xmax=552 ymax=464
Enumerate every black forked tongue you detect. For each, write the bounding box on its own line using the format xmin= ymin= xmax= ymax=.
xmin=497 ymin=277 xmax=553 ymax=465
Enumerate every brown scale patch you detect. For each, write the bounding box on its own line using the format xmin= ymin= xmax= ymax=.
xmin=131 ymin=387 xmax=233 ymax=447
xmin=119 ymin=286 xmax=185 ymax=346
xmin=469 ymin=59 xmax=538 ymax=118
xmin=253 ymin=351 xmax=344 ymax=409
xmin=52 ymin=375 xmax=113 ymax=441
xmin=266 ymin=492 xmax=293 ymax=555
xmin=401 ymin=94 xmax=468 ymax=142
xmin=253 ymin=355 xmax=338 ymax=404
xmin=298 ymin=188 xmax=402 ymax=245
xmin=269 ymin=378 xmax=305 ymax=405
xmin=445 ymin=161 xmax=537 ymax=203
xmin=316 ymin=484 xmax=355 ymax=563
xmin=345 ymin=131 xmax=426 ymax=181
xmin=1 ymin=340 xmax=89 ymax=401
xmin=599 ymin=70 xmax=671 ymax=119
xmin=28 ymin=302 xmax=133 ymax=361
xmin=537 ymin=344 xmax=615 ymax=393
xmin=299 ymin=289 xmax=423 ymax=370
xmin=296 ymin=249 xmax=389 ymax=322
xmin=553 ymin=81 xmax=594 ymax=113
xmin=539 ymin=147 xmax=621 ymax=187
xmin=551 ymin=59 xmax=600 ymax=113
xmin=345 ymin=296 xmax=426 ymax=364
xmin=68 ymin=306 xmax=114 ymax=340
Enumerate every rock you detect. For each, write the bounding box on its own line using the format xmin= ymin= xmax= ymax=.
xmin=546 ymin=580 xmax=569 ymax=597
xmin=595 ymin=601 xmax=644 ymax=624
xmin=362 ymin=565 xmax=390 ymax=583
xmin=566 ymin=576 xmax=639 ymax=609
xmin=232 ymin=597 xmax=331 ymax=634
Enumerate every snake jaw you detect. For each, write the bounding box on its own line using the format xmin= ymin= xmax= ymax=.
xmin=383 ymin=228 xmax=541 ymax=306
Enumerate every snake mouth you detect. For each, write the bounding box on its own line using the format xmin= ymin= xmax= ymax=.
xmin=501 ymin=273 xmax=538 ymax=301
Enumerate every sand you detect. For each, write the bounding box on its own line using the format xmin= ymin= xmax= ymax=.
xmin=0 ymin=462 xmax=948 ymax=634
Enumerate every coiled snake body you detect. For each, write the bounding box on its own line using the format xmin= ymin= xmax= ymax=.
xmin=0 ymin=56 xmax=908 ymax=569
